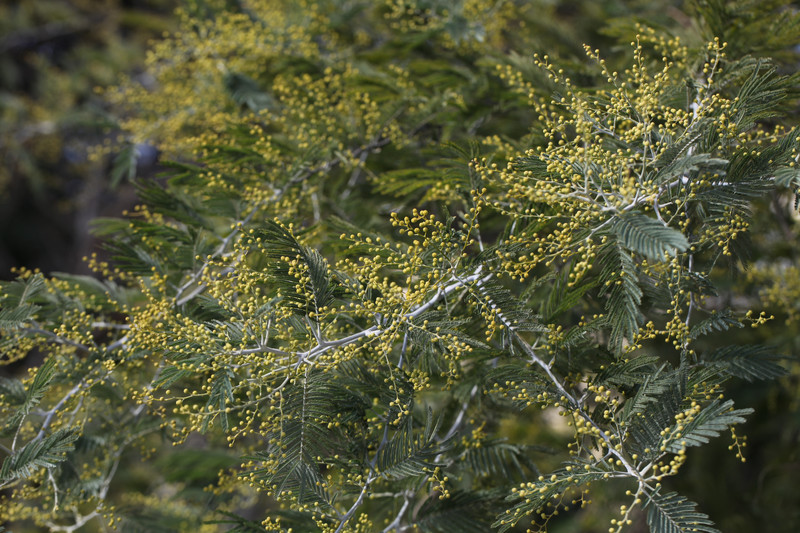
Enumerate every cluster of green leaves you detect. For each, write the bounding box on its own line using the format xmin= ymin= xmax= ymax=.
xmin=2 ymin=1 xmax=800 ymax=532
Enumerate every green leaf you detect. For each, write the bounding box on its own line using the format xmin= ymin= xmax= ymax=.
xmin=599 ymin=243 xmax=643 ymax=354
xmin=206 ymin=510 xmax=270 ymax=533
xmin=117 ymin=505 xmax=203 ymax=533
xmin=377 ymin=409 xmax=447 ymax=480
xmin=252 ymin=221 xmax=337 ymax=317
xmin=111 ymin=143 xmax=138 ymax=187
xmin=628 ymin=376 xmax=685 ymax=455
xmin=689 ymin=310 xmax=743 ymax=339
xmin=224 ymin=72 xmax=277 ymax=112
xmin=645 ymin=491 xmax=720 ymax=533
xmin=414 ymin=490 xmax=501 ymax=533
xmin=774 ymin=166 xmax=800 ymax=188
xmin=613 ymin=211 xmax=689 ymax=261
xmin=596 ymin=354 xmax=661 ymax=388
xmin=158 ymin=449 xmax=239 ymax=484
xmin=541 ymin=268 xmax=600 ymax=323
xmin=653 ymin=152 xmax=727 ymax=186
xmin=1 ymin=427 xmax=80 ymax=483
xmin=1 ymin=273 xmax=47 ymax=308
xmin=1 ymin=358 xmax=58 ymax=437
xmin=0 ymin=376 xmax=26 ymax=406
xmin=619 ymin=365 xmax=675 ymax=421
xmin=472 ymin=276 xmax=545 ymax=334
xmin=665 ymin=399 xmax=751 ymax=453
xmin=0 ymin=304 xmax=38 ymax=330
xmin=245 ymin=371 xmax=355 ymax=507
xmin=152 ymin=365 xmax=194 ymax=390
xmin=207 ymin=509 xmax=321 ymax=532
xmin=493 ymin=468 xmax=607 ymax=532
xmin=376 ymin=167 xmax=444 ymax=197
xmin=461 ymin=439 xmax=542 ymax=481
xmin=701 ymin=345 xmax=787 ymax=381
xmin=201 ymin=367 xmax=235 ymax=433
xmin=248 ymin=449 xmax=327 ymax=507
xmin=731 ymin=60 xmax=787 ymax=131
xmin=136 ymin=182 xmax=213 ymax=230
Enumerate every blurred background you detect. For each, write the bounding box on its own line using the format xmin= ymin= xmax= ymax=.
xmin=0 ymin=0 xmax=176 ymax=277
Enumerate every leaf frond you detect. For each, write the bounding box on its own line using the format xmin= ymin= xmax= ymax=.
xmin=645 ymin=491 xmax=720 ymax=533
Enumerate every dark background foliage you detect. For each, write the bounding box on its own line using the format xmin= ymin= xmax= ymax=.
xmin=0 ymin=0 xmax=176 ymax=276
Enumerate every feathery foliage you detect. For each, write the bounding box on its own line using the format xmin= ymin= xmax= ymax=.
xmin=2 ymin=1 xmax=799 ymax=532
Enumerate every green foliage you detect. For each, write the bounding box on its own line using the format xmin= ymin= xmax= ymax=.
xmin=645 ymin=491 xmax=719 ymax=533
xmin=612 ymin=212 xmax=689 ymax=261
xmin=701 ymin=345 xmax=788 ymax=382
xmin=0 ymin=427 xmax=80 ymax=485
xmin=2 ymin=1 xmax=800 ymax=532
xmin=599 ymin=243 xmax=644 ymax=355
xmin=0 ymin=358 xmax=56 ymax=438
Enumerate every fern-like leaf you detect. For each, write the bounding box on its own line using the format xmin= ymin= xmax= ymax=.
xmin=493 ymin=468 xmax=607 ymax=532
xmin=110 ymin=142 xmax=138 ymax=186
xmin=0 ymin=427 xmax=80 ymax=483
xmin=541 ymin=269 xmax=600 ymax=323
xmin=1 ymin=273 xmax=47 ymax=309
xmin=774 ymin=165 xmax=800 ymax=188
xmin=1 ymin=358 xmax=57 ymax=436
xmin=472 ymin=276 xmax=546 ymax=334
xmin=731 ymin=60 xmax=787 ymax=131
xmin=619 ymin=365 xmax=676 ymax=421
xmin=461 ymin=439 xmax=543 ymax=480
xmin=612 ymin=211 xmax=689 ymax=261
xmin=665 ymin=400 xmax=751 ymax=453
xmin=689 ymin=310 xmax=743 ymax=339
xmin=628 ymin=377 xmax=684 ymax=456
xmin=596 ymin=354 xmax=661 ymax=388
xmin=701 ymin=345 xmax=787 ymax=381
xmin=377 ymin=409 xmax=447 ymax=480
xmin=253 ymin=221 xmax=337 ymax=317
xmin=246 ymin=371 xmax=361 ymax=507
xmin=599 ymin=243 xmax=644 ymax=354
xmin=645 ymin=491 xmax=720 ymax=533
xmin=653 ymin=152 xmax=727 ymax=186
xmin=0 ymin=376 xmax=26 ymax=406
xmin=0 ymin=304 xmax=39 ymax=330
xmin=414 ymin=490 xmax=502 ymax=533
xmin=202 ymin=367 xmax=235 ymax=433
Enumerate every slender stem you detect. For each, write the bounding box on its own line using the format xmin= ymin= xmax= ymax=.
xmin=334 ymin=408 xmax=393 ymax=532
xmin=381 ymin=493 xmax=412 ymax=533
xmin=35 ymin=381 xmax=86 ymax=442
xmin=23 ymin=326 xmax=90 ymax=352
xmin=334 ymin=472 xmax=377 ymax=533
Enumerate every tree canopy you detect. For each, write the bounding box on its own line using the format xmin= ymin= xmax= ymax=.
xmin=2 ymin=1 xmax=800 ymax=532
